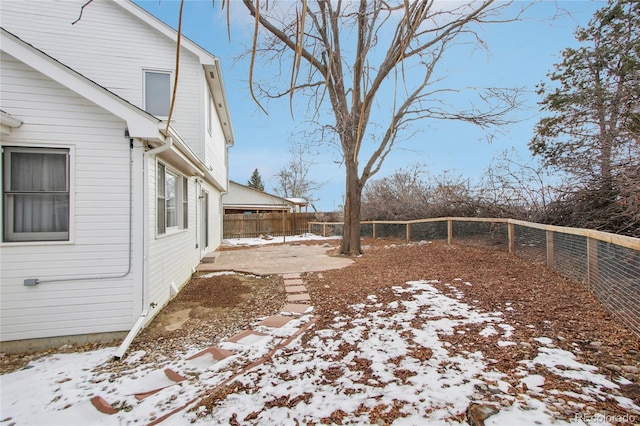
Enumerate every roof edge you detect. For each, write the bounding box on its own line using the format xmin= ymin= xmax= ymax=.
xmin=1 ymin=27 xmax=161 ymax=139
xmin=113 ymin=0 xmax=218 ymax=65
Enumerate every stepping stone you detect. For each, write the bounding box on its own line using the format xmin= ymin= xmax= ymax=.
xmin=164 ymin=368 xmax=187 ymax=383
xmin=282 ymin=273 xmax=301 ymax=279
xmin=186 ymin=347 xmax=234 ymax=362
xmin=287 ymin=293 xmax=311 ymax=302
xmin=200 ymin=253 xmax=219 ymax=263
xmin=281 ymin=303 xmax=312 ymax=314
xmin=130 ymin=368 xmax=188 ymax=401
xmin=135 ymin=389 xmax=163 ymax=401
xmin=90 ymin=396 xmax=117 ymax=415
xmin=285 ymin=285 xmax=307 ymax=293
xmin=257 ymin=315 xmax=293 ymax=328
xmin=228 ymin=330 xmax=270 ymax=345
xmin=284 ymin=278 xmax=305 ymax=286
xmin=134 ymin=388 xmax=164 ymax=401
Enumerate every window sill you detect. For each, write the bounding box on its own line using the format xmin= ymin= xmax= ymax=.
xmin=156 ymin=228 xmax=188 ymax=239
xmin=1 ymin=239 xmax=74 ymax=247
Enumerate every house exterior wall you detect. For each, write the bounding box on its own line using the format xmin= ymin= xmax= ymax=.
xmin=144 ymin=154 xmax=222 ymax=322
xmin=0 ymin=0 xmax=207 ymax=159
xmin=0 ymin=0 xmax=231 ymax=347
xmin=203 ymin=80 xmax=229 ymax=188
xmin=0 ymin=52 xmax=143 ymax=342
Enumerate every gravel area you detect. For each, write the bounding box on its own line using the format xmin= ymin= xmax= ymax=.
xmin=0 ymin=273 xmax=286 ymax=376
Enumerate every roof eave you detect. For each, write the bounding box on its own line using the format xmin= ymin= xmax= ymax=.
xmin=1 ymin=28 xmax=161 ymax=140
xmin=204 ymin=61 xmax=235 ymax=147
xmin=113 ymin=0 xmax=218 ymax=65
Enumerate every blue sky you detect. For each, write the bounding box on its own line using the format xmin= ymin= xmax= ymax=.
xmin=133 ymin=0 xmax=605 ymax=212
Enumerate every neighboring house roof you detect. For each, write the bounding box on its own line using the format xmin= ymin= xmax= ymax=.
xmin=223 ymin=181 xmax=296 ymax=210
xmin=286 ymin=197 xmax=309 ymax=206
xmin=114 ymin=0 xmax=235 ymax=147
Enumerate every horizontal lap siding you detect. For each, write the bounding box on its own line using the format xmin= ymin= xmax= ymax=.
xmin=205 ymin=98 xmax=229 ymax=189
xmin=208 ymin=186 xmax=223 ymax=250
xmin=0 ymin=0 xmax=205 ymax=154
xmin=0 ymin=54 xmax=138 ymax=341
xmin=147 ymin=157 xmax=200 ymax=320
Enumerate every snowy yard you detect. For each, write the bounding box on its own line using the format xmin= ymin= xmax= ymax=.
xmin=1 ymin=238 xmax=639 ymax=425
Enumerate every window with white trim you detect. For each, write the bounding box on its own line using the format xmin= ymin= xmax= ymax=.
xmin=3 ymin=146 xmax=70 ymax=242
xmin=182 ymin=178 xmax=188 ymax=229
xmin=157 ymin=162 xmax=188 ymax=235
xmin=144 ymin=70 xmax=171 ymax=117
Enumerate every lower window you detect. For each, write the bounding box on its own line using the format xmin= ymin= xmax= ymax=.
xmin=157 ymin=162 xmax=188 ymax=235
xmin=3 ymin=146 xmax=70 ymax=242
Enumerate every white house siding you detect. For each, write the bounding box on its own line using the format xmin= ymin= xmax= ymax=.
xmin=0 ymin=0 xmax=207 ymax=158
xmin=0 ymin=53 xmax=142 ymax=341
xmin=205 ymin=183 xmax=224 ymax=250
xmin=204 ymin=81 xmax=229 ymax=189
xmin=144 ymin=159 xmax=223 ymax=324
xmin=146 ymin=155 xmax=189 ymax=318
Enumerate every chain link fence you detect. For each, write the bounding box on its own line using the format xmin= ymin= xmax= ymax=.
xmin=309 ymin=218 xmax=640 ymax=336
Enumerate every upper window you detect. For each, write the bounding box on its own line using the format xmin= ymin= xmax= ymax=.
xmin=144 ymin=71 xmax=171 ymax=117
xmin=157 ymin=162 xmax=188 ymax=236
xmin=3 ymin=147 xmax=70 ymax=242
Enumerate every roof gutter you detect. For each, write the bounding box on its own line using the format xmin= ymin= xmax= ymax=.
xmin=144 ymin=135 xmax=173 ymax=158
xmin=0 ymin=110 xmax=23 ymax=135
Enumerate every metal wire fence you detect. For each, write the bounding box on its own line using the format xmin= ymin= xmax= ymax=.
xmin=309 ymin=217 xmax=640 ymax=336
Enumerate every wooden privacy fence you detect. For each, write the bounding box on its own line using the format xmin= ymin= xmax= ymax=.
xmin=223 ymin=213 xmax=317 ymax=239
xmin=309 ymin=217 xmax=640 ymax=337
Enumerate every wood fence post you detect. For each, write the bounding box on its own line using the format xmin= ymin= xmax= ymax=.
xmin=447 ymin=219 xmax=453 ymax=245
xmin=508 ymin=222 xmax=515 ymax=254
xmin=546 ymin=230 xmax=555 ymax=270
xmin=373 ymin=223 xmax=377 ymax=239
xmin=406 ymin=223 xmax=411 ymax=243
xmin=587 ymin=237 xmax=599 ymax=292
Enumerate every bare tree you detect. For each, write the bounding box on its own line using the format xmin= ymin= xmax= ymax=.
xmin=363 ymin=153 xmax=560 ymax=223
xmin=221 ymin=1 xmax=526 ymax=254
xmin=361 ymin=164 xmax=429 ymax=220
xmin=273 ymin=144 xmax=322 ymax=211
xmin=477 ymin=149 xmax=557 ymax=221
xmin=362 ymin=165 xmax=477 ymax=220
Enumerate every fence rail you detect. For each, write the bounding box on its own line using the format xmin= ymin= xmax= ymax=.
xmin=309 ymin=217 xmax=640 ymax=337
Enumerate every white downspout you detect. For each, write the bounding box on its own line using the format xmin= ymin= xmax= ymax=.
xmin=114 ymin=137 xmax=173 ymax=360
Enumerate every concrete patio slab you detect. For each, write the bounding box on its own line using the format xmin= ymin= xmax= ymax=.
xmin=196 ymin=244 xmax=353 ymax=275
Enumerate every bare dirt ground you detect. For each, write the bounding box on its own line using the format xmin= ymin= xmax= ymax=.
xmin=2 ymin=238 xmax=639 ymax=423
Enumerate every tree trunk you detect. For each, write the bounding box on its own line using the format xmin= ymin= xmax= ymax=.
xmin=340 ymin=157 xmax=363 ymax=256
